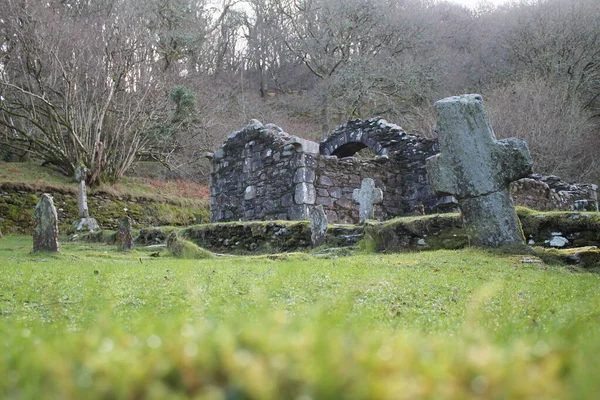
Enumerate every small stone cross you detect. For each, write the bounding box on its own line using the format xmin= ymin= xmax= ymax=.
xmin=426 ymin=94 xmax=533 ymax=248
xmin=353 ymin=178 xmax=383 ymax=222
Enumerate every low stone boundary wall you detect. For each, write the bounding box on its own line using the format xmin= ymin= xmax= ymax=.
xmin=161 ymin=209 xmax=600 ymax=254
xmin=364 ymin=209 xmax=600 ymax=252
xmin=180 ymin=221 xmax=364 ymax=254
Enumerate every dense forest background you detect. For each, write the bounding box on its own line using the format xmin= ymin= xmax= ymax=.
xmin=1 ymin=0 xmax=598 ymax=185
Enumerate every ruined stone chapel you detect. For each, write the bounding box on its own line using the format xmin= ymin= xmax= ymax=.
xmin=207 ymin=118 xmax=598 ymax=224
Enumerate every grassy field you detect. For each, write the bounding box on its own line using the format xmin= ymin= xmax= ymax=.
xmin=1 ymin=235 xmax=600 ymax=399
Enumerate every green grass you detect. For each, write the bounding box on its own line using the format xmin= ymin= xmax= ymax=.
xmin=1 ymin=236 xmax=600 ymax=399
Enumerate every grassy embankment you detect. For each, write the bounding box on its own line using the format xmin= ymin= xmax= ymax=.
xmin=0 ymin=161 xmax=210 ymax=232
xmin=1 ymin=236 xmax=599 ymax=399
xmin=0 ymin=160 xmax=209 ymax=202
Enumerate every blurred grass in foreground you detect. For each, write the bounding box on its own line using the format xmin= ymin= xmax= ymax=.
xmin=1 ymin=236 xmax=599 ymax=399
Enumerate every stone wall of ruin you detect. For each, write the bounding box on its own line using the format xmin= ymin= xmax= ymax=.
xmin=209 ymin=120 xmax=599 ymax=225
xmin=315 ymin=118 xmax=439 ymax=223
xmin=209 ymin=123 xmax=320 ymax=222
xmin=209 ymin=119 xmax=441 ymax=224
xmin=511 ymin=174 xmax=598 ymax=212
xmin=313 ymin=154 xmax=437 ymax=223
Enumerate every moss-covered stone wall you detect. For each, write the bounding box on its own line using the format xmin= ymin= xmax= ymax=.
xmin=361 ymin=209 xmax=600 ymax=252
xmin=181 ymin=221 xmax=364 ymax=254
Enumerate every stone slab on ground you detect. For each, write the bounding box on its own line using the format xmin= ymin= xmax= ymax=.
xmin=72 ymin=217 xmax=100 ymax=232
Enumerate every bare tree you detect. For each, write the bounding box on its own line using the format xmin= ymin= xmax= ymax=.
xmin=272 ymin=0 xmax=439 ymax=135
xmin=487 ymin=76 xmax=599 ymax=182
xmin=0 ymin=0 xmax=169 ymax=185
xmin=503 ymin=0 xmax=600 ymax=117
xmin=1 ymin=0 xmax=598 ymax=185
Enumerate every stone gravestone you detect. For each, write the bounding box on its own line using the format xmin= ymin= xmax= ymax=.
xmin=353 ymin=178 xmax=383 ymax=223
xmin=73 ymin=165 xmax=100 ymax=232
xmin=33 ymin=193 xmax=60 ymax=252
xmin=116 ymin=216 xmax=133 ymax=251
xmin=309 ymin=205 xmax=327 ymax=247
xmin=426 ymin=94 xmax=533 ymax=248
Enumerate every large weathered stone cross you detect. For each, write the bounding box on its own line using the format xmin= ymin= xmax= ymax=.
xmin=353 ymin=178 xmax=383 ymax=222
xmin=426 ymin=94 xmax=533 ymax=248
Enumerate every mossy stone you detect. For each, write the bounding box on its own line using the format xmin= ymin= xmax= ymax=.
xmin=167 ymin=232 xmax=214 ymax=259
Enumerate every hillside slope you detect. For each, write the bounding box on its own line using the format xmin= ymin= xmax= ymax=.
xmin=0 ymin=161 xmax=210 ymax=233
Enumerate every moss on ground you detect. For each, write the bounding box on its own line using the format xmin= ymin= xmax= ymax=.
xmin=362 ymin=213 xmax=468 ymax=252
xmin=534 ymin=246 xmax=600 ymax=269
xmin=167 ymin=232 xmax=214 ymax=259
xmin=358 ymin=208 xmax=600 ymax=253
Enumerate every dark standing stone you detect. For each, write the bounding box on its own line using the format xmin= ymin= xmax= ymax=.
xmin=352 ymin=178 xmax=383 ymax=222
xmin=591 ymin=184 xmax=599 ymax=212
xmin=33 ymin=193 xmax=60 ymax=252
xmin=426 ymin=94 xmax=533 ymax=248
xmin=116 ymin=216 xmax=133 ymax=251
xmin=309 ymin=205 xmax=328 ymax=247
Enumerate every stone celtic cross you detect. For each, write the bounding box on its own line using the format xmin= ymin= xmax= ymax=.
xmin=353 ymin=178 xmax=383 ymax=222
xmin=426 ymin=94 xmax=533 ymax=248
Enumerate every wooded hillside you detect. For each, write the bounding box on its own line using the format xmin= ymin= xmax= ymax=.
xmin=1 ymin=0 xmax=598 ymax=184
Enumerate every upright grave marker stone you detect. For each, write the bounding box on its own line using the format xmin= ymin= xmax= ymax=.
xmin=353 ymin=178 xmax=383 ymax=223
xmin=309 ymin=205 xmax=327 ymax=247
xmin=116 ymin=216 xmax=133 ymax=251
xmin=33 ymin=193 xmax=60 ymax=252
xmin=426 ymin=94 xmax=533 ymax=248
